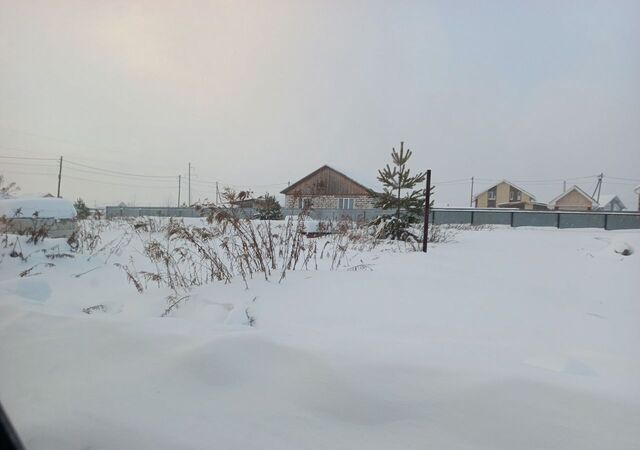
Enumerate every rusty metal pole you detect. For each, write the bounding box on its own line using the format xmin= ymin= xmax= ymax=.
xmin=423 ymin=169 xmax=431 ymax=253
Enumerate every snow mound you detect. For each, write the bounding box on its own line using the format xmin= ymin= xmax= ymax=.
xmin=612 ymin=239 xmax=634 ymax=256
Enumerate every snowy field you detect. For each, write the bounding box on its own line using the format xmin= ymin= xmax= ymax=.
xmin=1 ymin=220 xmax=639 ymax=449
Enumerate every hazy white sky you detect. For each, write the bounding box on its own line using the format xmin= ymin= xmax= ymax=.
xmin=1 ymin=0 xmax=639 ymax=207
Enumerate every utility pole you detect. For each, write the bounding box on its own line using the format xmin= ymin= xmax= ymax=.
xmin=177 ymin=175 xmax=181 ymax=206
xmin=56 ymin=156 xmax=63 ymax=198
xmin=563 ymin=180 xmax=566 ymax=193
xmin=215 ymin=181 xmax=220 ymax=205
xmin=596 ymin=173 xmax=603 ymax=203
xmin=422 ymin=169 xmax=432 ymax=253
xmin=188 ymin=162 xmax=191 ymax=206
xmin=469 ymin=176 xmax=474 ymax=207
xmin=591 ymin=173 xmax=603 ymax=202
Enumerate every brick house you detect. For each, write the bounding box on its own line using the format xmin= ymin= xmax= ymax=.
xmin=281 ymin=165 xmax=378 ymax=209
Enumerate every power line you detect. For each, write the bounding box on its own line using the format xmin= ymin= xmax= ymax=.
xmin=191 ymin=175 xmax=288 ymax=189
xmin=607 ymin=176 xmax=640 ymax=182
xmin=0 ymin=160 xmax=60 ymax=168
xmin=0 ymin=145 xmax=182 ymax=173
xmin=433 ymin=177 xmax=471 ymax=184
xmin=0 ymin=170 xmax=58 ymax=177
xmin=0 ymin=155 xmax=59 ymax=161
xmin=64 ymin=159 xmax=176 ymax=179
xmin=1 ymin=154 xmax=189 ymax=192
xmin=601 ymin=180 xmax=639 ymax=185
xmin=63 ymin=174 xmax=176 ymax=189
xmin=62 ymin=164 xmax=177 ymax=181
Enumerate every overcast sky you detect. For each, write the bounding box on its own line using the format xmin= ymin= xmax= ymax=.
xmin=1 ymin=0 xmax=639 ymax=207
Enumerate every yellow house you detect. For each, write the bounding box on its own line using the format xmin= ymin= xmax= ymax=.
xmin=474 ymin=180 xmax=545 ymax=210
xmin=549 ymin=186 xmax=627 ymax=211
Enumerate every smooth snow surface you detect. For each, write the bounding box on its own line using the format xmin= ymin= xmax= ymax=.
xmin=1 ymin=225 xmax=639 ymax=449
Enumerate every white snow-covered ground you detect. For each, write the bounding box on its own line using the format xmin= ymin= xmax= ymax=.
xmin=1 ymin=223 xmax=639 ymax=449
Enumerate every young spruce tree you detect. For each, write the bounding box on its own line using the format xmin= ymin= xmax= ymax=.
xmin=256 ymin=193 xmax=283 ymax=220
xmin=375 ymin=141 xmax=431 ymax=240
xmin=73 ymin=198 xmax=91 ymax=220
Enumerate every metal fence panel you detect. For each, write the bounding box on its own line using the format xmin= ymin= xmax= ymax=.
xmin=513 ymin=212 xmax=558 ymax=227
xmin=433 ymin=210 xmax=473 ymax=225
xmin=605 ymin=214 xmax=640 ymax=230
xmin=559 ymin=213 xmax=605 ymax=229
xmin=472 ymin=211 xmax=512 ymax=225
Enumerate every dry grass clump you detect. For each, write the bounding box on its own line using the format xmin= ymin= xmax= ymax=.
xmin=107 ymin=204 xmax=399 ymax=315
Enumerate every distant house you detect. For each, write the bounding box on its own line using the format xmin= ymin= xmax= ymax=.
xmin=548 ymin=186 xmax=598 ymax=211
xmin=549 ymin=186 xmax=626 ymax=211
xmin=229 ymin=197 xmax=268 ymax=209
xmin=635 ymin=186 xmax=640 ymax=211
xmin=281 ymin=165 xmax=378 ymax=209
xmin=594 ymin=194 xmax=626 ymax=212
xmin=474 ymin=180 xmax=546 ymax=210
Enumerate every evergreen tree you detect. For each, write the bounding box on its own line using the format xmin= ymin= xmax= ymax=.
xmin=374 ymin=141 xmax=432 ymax=240
xmin=0 ymin=175 xmax=19 ymax=199
xmin=74 ymin=198 xmax=91 ymax=219
xmin=256 ymin=193 xmax=283 ymax=220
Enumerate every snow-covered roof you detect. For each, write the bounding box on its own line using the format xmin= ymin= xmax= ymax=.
xmin=595 ymin=194 xmax=613 ymax=207
xmin=0 ymin=197 xmax=77 ymax=219
xmin=634 ymin=185 xmax=640 ymax=195
xmin=548 ymin=185 xmax=598 ymax=208
xmin=596 ymin=194 xmax=626 ymax=210
xmin=473 ymin=180 xmax=536 ymax=201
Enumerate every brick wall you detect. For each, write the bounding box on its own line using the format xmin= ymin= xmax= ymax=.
xmin=284 ymin=195 xmax=378 ymax=209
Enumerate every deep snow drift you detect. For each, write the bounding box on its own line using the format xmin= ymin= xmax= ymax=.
xmin=1 ymin=222 xmax=639 ymax=449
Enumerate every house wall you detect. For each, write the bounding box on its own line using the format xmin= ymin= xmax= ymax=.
xmin=285 ymin=195 xmax=377 ymax=209
xmin=496 ymin=183 xmax=511 ymax=205
xmin=475 ymin=191 xmax=489 ymax=208
xmin=554 ymin=190 xmax=593 ymax=211
xmin=475 ymin=182 xmax=534 ymax=208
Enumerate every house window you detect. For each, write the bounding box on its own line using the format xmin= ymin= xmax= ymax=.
xmin=297 ymin=198 xmax=312 ymax=209
xmin=488 ymin=191 xmax=496 ymax=200
xmin=338 ymin=198 xmax=354 ymax=209
xmin=510 ymin=191 xmax=521 ymax=202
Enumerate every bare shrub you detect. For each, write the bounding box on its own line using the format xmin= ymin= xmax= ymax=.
xmin=61 ymin=209 xmax=415 ymax=317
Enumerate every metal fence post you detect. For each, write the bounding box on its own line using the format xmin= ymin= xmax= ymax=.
xmin=422 ymin=169 xmax=431 ymax=253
